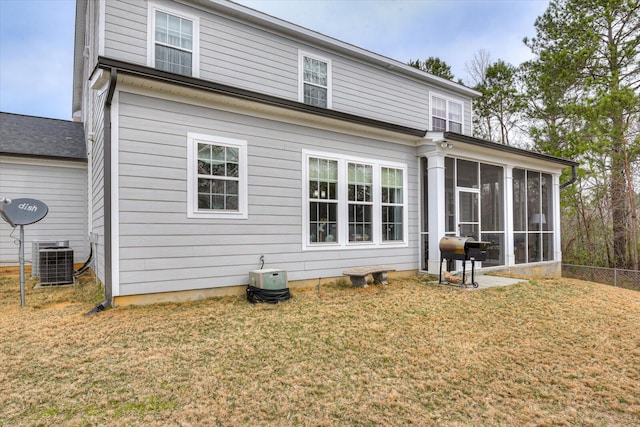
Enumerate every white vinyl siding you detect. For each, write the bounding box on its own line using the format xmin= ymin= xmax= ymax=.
xmin=102 ymin=0 xmax=474 ymax=132
xmin=89 ymin=89 xmax=107 ymax=283
xmin=0 ymin=159 xmax=89 ymax=267
xmin=103 ymin=0 xmax=147 ymax=64
xmin=114 ymin=90 xmax=418 ymax=296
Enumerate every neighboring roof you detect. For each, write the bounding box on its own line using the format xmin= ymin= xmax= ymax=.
xmin=0 ymin=112 xmax=86 ymax=162
xmin=444 ymin=132 xmax=579 ymax=167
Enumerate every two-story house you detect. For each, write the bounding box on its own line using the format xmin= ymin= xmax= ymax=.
xmin=72 ymin=0 xmax=577 ymax=306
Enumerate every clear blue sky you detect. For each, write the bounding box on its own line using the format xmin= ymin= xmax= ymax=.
xmin=0 ymin=0 xmax=549 ymax=121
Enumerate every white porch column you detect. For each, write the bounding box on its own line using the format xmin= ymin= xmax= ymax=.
xmin=504 ymin=166 xmax=515 ymax=266
xmin=553 ymin=174 xmax=562 ymax=262
xmin=426 ymin=153 xmax=446 ymax=275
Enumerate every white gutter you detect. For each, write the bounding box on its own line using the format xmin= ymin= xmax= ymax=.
xmin=71 ymin=0 xmax=87 ymax=120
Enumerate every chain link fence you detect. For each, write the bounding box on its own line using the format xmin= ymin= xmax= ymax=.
xmin=562 ymin=264 xmax=640 ymax=291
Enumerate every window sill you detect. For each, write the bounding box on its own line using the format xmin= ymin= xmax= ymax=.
xmin=303 ymin=241 xmax=408 ymax=251
xmin=187 ymin=211 xmax=248 ymax=220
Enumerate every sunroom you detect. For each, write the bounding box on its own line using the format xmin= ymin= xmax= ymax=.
xmin=419 ymin=132 xmax=578 ymax=277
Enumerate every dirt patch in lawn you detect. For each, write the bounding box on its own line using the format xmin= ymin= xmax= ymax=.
xmin=1 ymin=274 xmax=639 ymax=426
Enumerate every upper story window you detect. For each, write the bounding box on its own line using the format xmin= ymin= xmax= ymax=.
xmin=431 ymin=95 xmax=463 ymax=133
xmin=148 ymin=2 xmax=200 ymax=77
xmin=299 ymin=51 xmax=332 ymax=108
xmin=187 ymin=133 xmax=248 ymax=219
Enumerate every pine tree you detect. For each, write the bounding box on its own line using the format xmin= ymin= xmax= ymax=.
xmin=523 ymin=0 xmax=640 ymax=268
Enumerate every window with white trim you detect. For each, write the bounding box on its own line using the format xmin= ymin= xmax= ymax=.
xmin=431 ymin=95 xmax=463 ymax=133
xmin=299 ymin=52 xmax=331 ymax=108
xmin=187 ymin=133 xmax=247 ymax=219
xmin=381 ymin=167 xmax=404 ymax=241
xmin=308 ymin=157 xmax=339 ymax=242
xmin=148 ymin=3 xmax=199 ymax=77
xmin=348 ymin=163 xmax=373 ymax=242
xmin=304 ymin=151 xmax=408 ymax=249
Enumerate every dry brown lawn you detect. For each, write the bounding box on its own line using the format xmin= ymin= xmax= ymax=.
xmin=1 ymin=273 xmax=639 ymax=426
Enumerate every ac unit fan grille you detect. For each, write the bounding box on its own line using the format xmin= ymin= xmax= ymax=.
xmin=31 ymin=240 xmax=69 ymax=277
xmin=39 ymin=248 xmax=74 ymax=285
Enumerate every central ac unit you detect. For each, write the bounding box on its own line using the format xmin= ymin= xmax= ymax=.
xmin=31 ymin=240 xmax=69 ymax=277
xmin=39 ymin=248 xmax=74 ymax=285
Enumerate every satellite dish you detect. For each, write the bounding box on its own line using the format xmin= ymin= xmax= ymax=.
xmin=1 ymin=198 xmax=48 ymax=226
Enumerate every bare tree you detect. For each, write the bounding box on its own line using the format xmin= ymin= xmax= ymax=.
xmin=465 ymin=49 xmax=491 ymax=87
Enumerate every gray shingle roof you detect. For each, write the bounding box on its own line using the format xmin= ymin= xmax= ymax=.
xmin=0 ymin=112 xmax=86 ymax=161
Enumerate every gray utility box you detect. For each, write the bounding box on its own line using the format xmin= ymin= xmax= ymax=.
xmin=249 ymin=269 xmax=288 ymax=290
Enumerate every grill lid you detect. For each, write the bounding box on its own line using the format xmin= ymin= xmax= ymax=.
xmin=439 ymin=236 xmax=471 ymax=255
xmin=439 ymin=236 xmax=492 ymax=254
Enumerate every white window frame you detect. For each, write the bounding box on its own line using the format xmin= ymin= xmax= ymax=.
xmin=298 ymin=50 xmax=332 ymax=108
xmin=187 ymin=133 xmax=248 ymax=219
xmin=147 ymin=1 xmax=200 ymax=78
xmin=347 ymin=162 xmax=374 ymax=243
xmin=302 ymin=150 xmax=408 ymax=251
xmin=381 ymin=166 xmax=406 ymax=242
xmin=430 ymin=93 xmax=464 ymax=133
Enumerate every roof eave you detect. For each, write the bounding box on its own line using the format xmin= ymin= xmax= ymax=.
xmin=443 ymin=132 xmax=579 ymax=167
xmin=0 ymin=152 xmax=87 ymax=163
xmin=97 ymin=56 xmax=427 ymax=138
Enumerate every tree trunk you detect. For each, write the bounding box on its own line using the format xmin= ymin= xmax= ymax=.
xmin=610 ymin=154 xmax=628 ymax=268
xmin=623 ymin=142 xmax=639 ymax=271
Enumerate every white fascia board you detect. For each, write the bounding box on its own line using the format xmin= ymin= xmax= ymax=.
xmin=0 ymin=156 xmax=87 ymax=169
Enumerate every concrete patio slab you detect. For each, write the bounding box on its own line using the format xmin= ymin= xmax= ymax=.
xmin=470 ymin=274 xmax=528 ymax=290
xmin=432 ymin=274 xmax=528 ymax=290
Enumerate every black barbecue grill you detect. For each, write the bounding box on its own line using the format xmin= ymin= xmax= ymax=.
xmin=438 ymin=236 xmax=491 ymax=288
